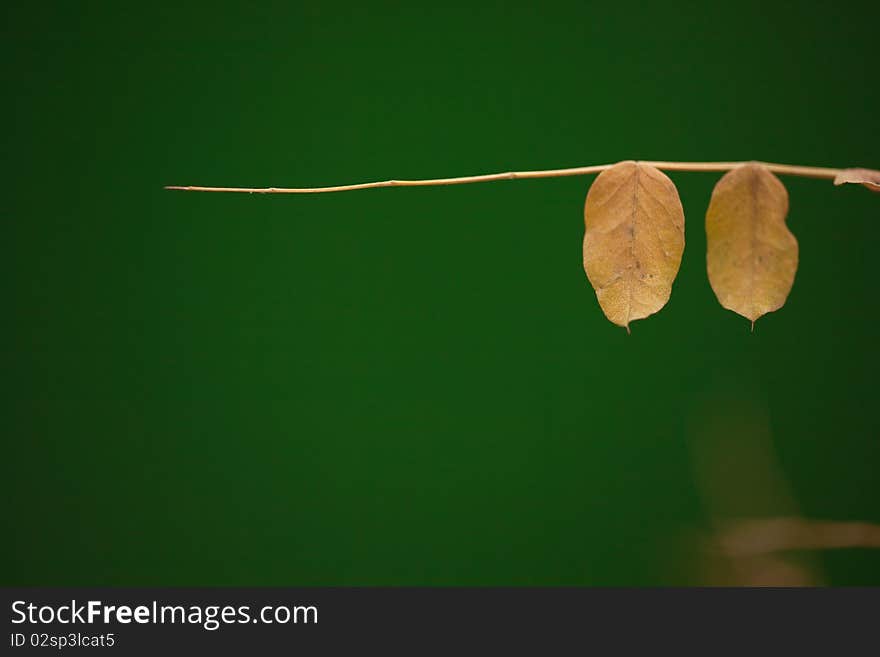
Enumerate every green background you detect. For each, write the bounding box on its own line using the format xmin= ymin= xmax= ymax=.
xmin=3 ymin=1 xmax=878 ymax=585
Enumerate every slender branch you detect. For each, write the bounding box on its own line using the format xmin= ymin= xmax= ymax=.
xmin=164 ymin=160 xmax=847 ymax=194
xmin=716 ymin=517 xmax=880 ymax=557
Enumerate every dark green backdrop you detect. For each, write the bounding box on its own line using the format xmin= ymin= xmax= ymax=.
xmin=4 ymin=1 xmax=878 ymax=585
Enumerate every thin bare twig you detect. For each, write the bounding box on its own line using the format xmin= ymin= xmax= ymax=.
xmin=164 ymin=160 xmax=845 ymax=194
xmin=717 ymin=518 xmax=880 ymax=557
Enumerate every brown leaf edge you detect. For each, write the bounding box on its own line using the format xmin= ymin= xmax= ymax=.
xmin=833 ymin=168 xmax=880 ymax=193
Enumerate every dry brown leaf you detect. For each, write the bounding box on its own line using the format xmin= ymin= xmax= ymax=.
xmin=705 ymin=163 xmax=798 ymax=325
xmin=583 ymin=161 xmax=685 ymax=329
xmin=833 ymin=167 xmax=880 ymax=192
